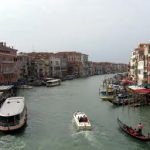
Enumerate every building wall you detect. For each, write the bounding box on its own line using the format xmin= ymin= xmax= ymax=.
xmin=129 ymin=43 xmax=150 ymax=85
xmin=0 ymin=42 xmax=18 ymax=85
xmin=49 ymin=57 xmax=61 ymax=78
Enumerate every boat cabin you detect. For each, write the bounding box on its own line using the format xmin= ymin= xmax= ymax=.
xmin=101 ymin=90 xmax=114 ymax=96
xmin=0 ymin=97 xmax=27 ymax=132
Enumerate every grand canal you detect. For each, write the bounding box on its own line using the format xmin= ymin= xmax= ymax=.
xmin=0 ymin=75 xmax=150 ymax=150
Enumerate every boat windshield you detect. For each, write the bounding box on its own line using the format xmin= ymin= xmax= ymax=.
xmin=0 ymin=115 xmax=20 ymax=126
xmin=101 ymin=91 xmax=107 ymax=95
xmin=101 ymin=91 xmax=113 ymax=95
xmin=108 ymin=92 xmax=114 ymax=95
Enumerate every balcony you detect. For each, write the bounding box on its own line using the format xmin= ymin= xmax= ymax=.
xmin=2 ymin=71 xmax=14 ymax=74
xmin=2 ymin=60 xmax=15 ymax=64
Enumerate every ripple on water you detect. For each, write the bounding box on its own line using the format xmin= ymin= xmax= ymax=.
xmin=0 ymin=135 xmax=26 ymax=150
xmin=70 ymin=122 xmax=105 ymax=150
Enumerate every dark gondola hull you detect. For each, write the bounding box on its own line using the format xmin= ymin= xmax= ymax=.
xmin=117 ymin=118 xmax=150 ymax=141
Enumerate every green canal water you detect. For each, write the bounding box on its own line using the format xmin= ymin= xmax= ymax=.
xmin=0 ymin=75 xmax=150 ymax=150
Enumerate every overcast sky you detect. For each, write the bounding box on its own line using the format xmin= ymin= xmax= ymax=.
xmin=0 ymin=0 xmax=150 ymax=63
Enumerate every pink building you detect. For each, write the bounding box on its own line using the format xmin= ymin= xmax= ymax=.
xmin=0 ymin=42 xmax=18 ymax=85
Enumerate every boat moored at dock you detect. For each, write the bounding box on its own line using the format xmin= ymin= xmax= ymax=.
xmin=46 ymin=79 xmax=61 ymax=87
xmin=0 ymin=85 xmax=16 ymax=103
xmin=0 ymin=97 xmax=27 ymax=132
xmin=72 ymin=111 xmax=92 ymax=130
xmin=18 ymin=85 xmax=33 ymax=89
xmin=112 ymin=93 xmax=132 ymax=106
xmin=100 ymin=90 xmax=114 ymax=101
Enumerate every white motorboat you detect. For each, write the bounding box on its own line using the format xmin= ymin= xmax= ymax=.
xmin=72 ymin=111 xmax=92 ymax=130
xmin=0 ymin=97 xmax=27 ymax=132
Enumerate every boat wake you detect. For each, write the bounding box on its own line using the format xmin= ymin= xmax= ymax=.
xmin=0 ymin=135 xmax=26 ymax=150
xmin=70 ymin=124 xmax=104 ymax=149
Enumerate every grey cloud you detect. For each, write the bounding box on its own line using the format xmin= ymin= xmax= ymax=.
xmin=0 ymin=0 xmax=150 ymax=63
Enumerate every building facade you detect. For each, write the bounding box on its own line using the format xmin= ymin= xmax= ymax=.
xmin=129 ymin=43 xmax=150 ymax=85
xmin=0 ymin=42 xmax=18 ymax=85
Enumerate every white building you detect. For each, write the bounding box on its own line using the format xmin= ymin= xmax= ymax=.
xmin=49 ymin=56 xmax=61 ymax=78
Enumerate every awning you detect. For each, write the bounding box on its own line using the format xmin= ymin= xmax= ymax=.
xmin=121 ymin=79 xmax=135 ymax=85
xmin=134 ymin=89 xmax=150 ymax=94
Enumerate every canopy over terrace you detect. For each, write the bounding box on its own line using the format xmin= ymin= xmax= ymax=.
xmin=121 ymin=79 xmax=135 ymax=85
xmin=128 ymin=85 xmax=150 ymax=94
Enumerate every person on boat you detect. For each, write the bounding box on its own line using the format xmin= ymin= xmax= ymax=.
xmin=79 ymin=116 xmax=83 ymax=122
xmin=137 ymin=123 xmax=144 ymax=135
xmin=83 ymin=115 xmax=88 ymax=122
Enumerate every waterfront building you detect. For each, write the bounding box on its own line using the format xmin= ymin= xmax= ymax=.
xmin=87 ymin=61 xmax=94 ymax=76
xmin=49 ymin=56 xmax=62 ymax=78
xmin=0 ymin=42 xmax=18 ymax=85
xmin=80 ymin=54 xmax=89 ymax=77
xmin=12 ymin=50 xmax=127 ymax=82
xmin=56 ymin=52 xmax=88 ymax=77
xmin=55 ymin=53 xmax=68 ymax=78
xmin=28 ymin=52 xmax=54 ymax=79
xmin=129 ymin=50 xmax=138 ymax=82
xmin=17 ymin=53 xmax=29 ymax=82
xmin=129 ymin=43 xmax=150 ymax=85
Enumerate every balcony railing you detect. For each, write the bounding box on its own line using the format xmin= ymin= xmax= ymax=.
xmin=2 ymin=60 xmax=15 ymax=64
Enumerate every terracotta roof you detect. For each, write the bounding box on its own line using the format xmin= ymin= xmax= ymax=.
xmin=135 ymin=47 xmax=144 ymax=51
xmin=56 ymin=51 xmax=82 ymax=56
xmin=28 ymin=52 xmax=54 ymax=59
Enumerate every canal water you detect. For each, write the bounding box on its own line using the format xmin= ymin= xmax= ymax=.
xmin=0 ymin=75 xmax=150 ymax=150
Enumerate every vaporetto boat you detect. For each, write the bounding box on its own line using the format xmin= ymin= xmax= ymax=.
xmin=72 ymin=111 xmax=92 ymax=130
xmin=0 ymin=97 xmax=27 ymax=132
xmin=46 ymin=79 xmax=61 ymax=87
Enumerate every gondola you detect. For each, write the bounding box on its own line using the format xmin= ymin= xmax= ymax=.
xmin=117 ymin=118 xmax=150 ymax=141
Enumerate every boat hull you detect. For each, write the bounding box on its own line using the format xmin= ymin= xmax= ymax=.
xmin=101 ymin=96 xmax=114 ymax=101
xmin=0 ymin=115 xmax=27 ymax=132
xmin=46 ymin=83 xmax=61 ymax=87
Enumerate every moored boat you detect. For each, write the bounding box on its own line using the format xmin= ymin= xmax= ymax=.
xmin=46 ymin=79 xmax=61 ymax=87
xmin=0 ymin=85 xmax=16 ymax=101
xmin=112 ymin=93 xmax=132 ymax=106
xmin=0 ymin=97 xmax=27 ymax=132
xmin=72 ymin=111 xmax=92 ymax=130
xmin=117 ymin=118 xmax=150 ymax=141
xmin=100 ymin=90 xmax=114 ymax=101
xmin=18 ymin=85 xmax=33 ymax=89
